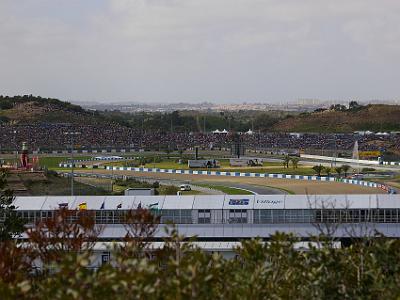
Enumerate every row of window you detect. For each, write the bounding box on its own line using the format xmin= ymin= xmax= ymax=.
xmin=4 ymin=209 xmax=400 ymax=225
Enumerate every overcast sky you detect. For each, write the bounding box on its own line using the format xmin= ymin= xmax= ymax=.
xmin=1 ymin=0 xmax=400 ymax=104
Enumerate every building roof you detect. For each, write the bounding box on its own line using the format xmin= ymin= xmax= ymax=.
xmin=12 ymin=194 xmax=400 ymax=211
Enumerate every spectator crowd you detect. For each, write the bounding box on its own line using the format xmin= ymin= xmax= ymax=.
xmin=0 ymin=124 xmax=397 ymax=153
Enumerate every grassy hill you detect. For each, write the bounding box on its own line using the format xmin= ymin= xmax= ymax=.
xmin=0 ymin=95 xmax=106 ymax=125
xmin=1 ymin=96 xmax=399 ymax=134
xmin=271 ymin=104 xmax=400 ymax=133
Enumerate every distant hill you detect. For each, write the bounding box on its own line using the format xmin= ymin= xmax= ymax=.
xmin=2 ymin=96 xmax=399 ymax=134
xmin=0 ymin=95 xmax=106 ymax=125
xmin=271 ymin=104 xmax=400 ymax=133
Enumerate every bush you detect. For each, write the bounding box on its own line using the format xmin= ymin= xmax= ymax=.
xmin=158 ymin=185 xmax=178 ymax=195
xmin=361 ymin=167 xmax=376 ymax=173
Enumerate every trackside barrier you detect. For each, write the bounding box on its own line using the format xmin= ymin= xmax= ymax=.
xmin=300 ymin=154 xmax=400 ymax=166
xmin=63 ymin=155 xmax=400 ymax=167
xmin=58 ymin=163 xmax=395 ymax=193
xmin=64 ymin=156 xmax=137 ymax=164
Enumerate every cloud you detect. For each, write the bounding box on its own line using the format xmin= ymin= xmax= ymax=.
xmin=0 ymin=0 xmax=400 ymax=102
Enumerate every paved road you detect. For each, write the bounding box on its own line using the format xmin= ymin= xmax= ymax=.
xmin=196 ymin=181 xmax=287 ymax=195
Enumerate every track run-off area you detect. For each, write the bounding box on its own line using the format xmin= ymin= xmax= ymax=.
xmin=71 ymin=168 xmax=385 ymax=195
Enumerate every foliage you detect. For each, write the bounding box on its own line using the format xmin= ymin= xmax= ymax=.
xmin=335 ymin=166 xmax=343 ymax=176
xmin=2 ymin=218 xmax=400 ymax=299
xmin=341 ymin=164 xmax=351 ymax=176
xmin=114 ymin=178 xmax=153 ymax=189
xmin=282 ymin=155 xmax=291 ymax=168
xmin=330 ymin=104 xmax=347 ymax=111
xmin=312 ymin=164 xmax=325 ymax=176
xmin=290 ymin=157 xmax=300 ymax=169
xmin=158 ymin=185 xmax=179 ymax=195
xmin=0 ymin=170 xmax=25 ymax=241
xmin=2 ymin=195 xmax=400 ymax=298
xmin=324 ymin=166 xmax=332 ymax=176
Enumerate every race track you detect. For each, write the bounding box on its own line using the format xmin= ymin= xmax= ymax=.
xmin=73 ymin=169 xmax=385 ymax=195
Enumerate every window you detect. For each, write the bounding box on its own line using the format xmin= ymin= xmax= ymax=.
xmin=181 ymin=210 xmax=193 ymax=224
xmin=254 ymin=210 xmax=273 ymax=223
xmin=101 ymin=252 xmax=110 ymax=265
xmin=198 ymin=209 xmax=211 ymax=224
xmin=228 ymin=209 xmax=247 ymax=223
xmin=160 ymin=210 xmax=192 ymax=224
xmin=272 ymin=210 xmax=285 ymax=223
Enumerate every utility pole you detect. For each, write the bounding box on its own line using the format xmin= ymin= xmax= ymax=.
xmin=332 ymin=134 xmax=337 ymax=168
xmin=64 ymin=131 xmax=80 ymax=196
xmin=13 ymin=130 xmax=18 ymax=167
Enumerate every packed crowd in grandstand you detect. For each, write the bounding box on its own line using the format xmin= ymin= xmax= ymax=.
xmin=0 ymin=124 xmax=397 ymax=152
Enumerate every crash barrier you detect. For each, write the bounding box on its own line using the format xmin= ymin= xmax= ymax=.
xmin=300 ymin=154 xmax=400 ymax=166
xmin=59 ymin=163 xmax=395 ymax=194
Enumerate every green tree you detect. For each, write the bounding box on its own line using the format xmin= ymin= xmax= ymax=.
xmin=324 ymin=167 xmax=332 ymax=176
xmin=335 ymin=166 xmax=343 ymax=177
xmin=0 ymin=170 xmax=25 ymax=241
xmin=341 ymin=164 xmax=351 ymax=177
xmin=291 ymin=157 xmax=300 ymax=169
xmin=282 ymin=155 xmax=291 ymax=169
xmin=312 ymin=165 xmax=325 ymax=177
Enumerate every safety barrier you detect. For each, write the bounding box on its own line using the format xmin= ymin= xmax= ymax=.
xmin=300 ymin=154 xmax=400 ymax=167
xmin=59 ymin=163 xmax=395 ymax=194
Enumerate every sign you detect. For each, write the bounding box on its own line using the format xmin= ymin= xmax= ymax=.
xmin=359 ymin=151 xmax=381 ymax=158
xmin=254 ymin=197 xmax=285 ymax=209
xmin=256 ymin=199 xmax=283 ymax=205
xmin=229 ymin=199 xmax=249 ymax=205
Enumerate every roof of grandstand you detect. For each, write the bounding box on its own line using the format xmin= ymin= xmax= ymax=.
xmin=13 ymin=194 xmax=400 ymax=211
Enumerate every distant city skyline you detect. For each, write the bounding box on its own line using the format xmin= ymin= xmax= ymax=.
xmin=1 ymin=0 xmax=400 ymax=103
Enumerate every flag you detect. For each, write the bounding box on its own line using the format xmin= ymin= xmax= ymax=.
xmin=117 ymin=203 xmax=122 ymax=209
xmin=148 ymin=203 xmax=158 ymax=210
xmin=78 ymin=202 xmax=87 ymax=210
xmin=58 ymin=202 xmax=68 ymax=209
xmin=100 ymin=201 xmax=105 ymax=210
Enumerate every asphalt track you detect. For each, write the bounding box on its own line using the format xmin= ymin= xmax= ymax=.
xmin=73 ymin=169 xmax=384 ymax=195
xmin=195 ymin=180 xmax=286 ymax=195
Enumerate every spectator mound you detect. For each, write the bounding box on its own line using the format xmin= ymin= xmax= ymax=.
xmin=0 ymin=95 xmax=104 ymax=125
xmin=272 ymin=104 xmax=400 ymax=133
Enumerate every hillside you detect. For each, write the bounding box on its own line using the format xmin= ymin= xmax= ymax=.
xmin=0 ymin=95 xmax=109 ymax=125
xmin=271 ymin=104 xmax=400 ymax=133
xmin=1 ymin=96 xmax=399 ymax=133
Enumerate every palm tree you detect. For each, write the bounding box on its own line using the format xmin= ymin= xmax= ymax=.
xmin=291 ymin=157 xmax=300 ymax=169
xmin=324 ymin=167 xmax=332 ymax=177
xmin=341 ymin=164 xmax=351 ymax=177
xmin=282 ymin=155 xmax=291 ymax=169
xmin=335 ymin=166 xmax=343 ymax=177
xmin=312 ymin=165 xmax=325 ymax=177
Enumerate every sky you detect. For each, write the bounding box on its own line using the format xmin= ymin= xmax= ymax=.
xmin=1 ymin=0 xmax=400 ymax=104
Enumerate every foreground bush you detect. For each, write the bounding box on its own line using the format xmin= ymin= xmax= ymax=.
xmin=2 ymin=223 xmax=400 ymax=299
xmin=2 ymin=170 xmax=400 ymax=299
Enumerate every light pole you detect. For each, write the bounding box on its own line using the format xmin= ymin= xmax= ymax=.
xmin=64 ymin=131 xmax=80 ymax=196
xmin=13 ymin=130 xmax=18 ymax=167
